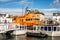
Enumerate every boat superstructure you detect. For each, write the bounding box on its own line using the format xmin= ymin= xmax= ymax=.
xmin=40 ymin=25 xmax=60 ymax=36
xmin=11 ymin=9 xmax=45 ymax=35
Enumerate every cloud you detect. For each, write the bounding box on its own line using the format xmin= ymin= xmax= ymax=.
xmin=5 ymin=0 xmax=33 ymax=6
xmin=50 ymin=0 xmax=60 ymax=8
xmin=41 ymin=8 xmax=60 ymax=11
xmin=0 ymin=0 xmax=12 ymax=2
xmin=40 ymin=8 xmax=60 ymax=17
xmin=0 ymin=0 xmax=33 ymax=16
xmin=53 ymin=0 xmax=59 ymax=3
xmin=19 ymin=0 xmax=32 ymax=4
xmin=0 ymin=8 xmax=25 ymax=16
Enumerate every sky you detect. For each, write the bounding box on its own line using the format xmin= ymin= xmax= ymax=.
xmin=0 ymin=0 xmax=60 ymax=16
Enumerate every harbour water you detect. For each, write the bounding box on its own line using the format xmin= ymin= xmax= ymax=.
xmin=0 ymin=34 xmax=60 ymax=40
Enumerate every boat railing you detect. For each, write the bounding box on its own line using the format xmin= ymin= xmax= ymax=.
xmin=13 ymin=25 xmax=27 ymax=31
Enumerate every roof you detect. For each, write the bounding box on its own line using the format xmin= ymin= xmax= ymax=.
xmin=0 ymin=14 xmax=6 ymax=17
xmin=34 ymin=12 xmax=45 ymax=15
xmin=53 ymin=13 xmax=60 ymax=16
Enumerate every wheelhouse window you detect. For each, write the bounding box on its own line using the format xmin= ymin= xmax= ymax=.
xmin=26 ymin=18 xmax=33 ymax=21
xmin=48 ymin=27 xmax=51 ymax=31
xmin=44 ymin=27 xmax=47 ymax=31
xmin=34 ymin=18 xmax=40 ymax=20
xmin=27 ymin=26 xmax=33 ymax=30
xmin=52 ymin=26 xmax=56 ymax=31
xmin=16 ymin=25 xmax=20 ymax=29
xmin=41 ymin=27 xmax=44 ymax=31
xmin=53 ymin=27 xmax=56 ymax=31
xmin=20 ymin=26 xmax=25 ymax=30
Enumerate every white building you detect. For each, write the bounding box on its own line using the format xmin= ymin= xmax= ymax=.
xmin=53 ymin=13 xmax=60 ymax=23
xmin=0 ymin=14 xmax=12 ymax=23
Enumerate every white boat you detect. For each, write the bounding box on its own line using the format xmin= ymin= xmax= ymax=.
xmin=0 ymin=14 xmax=15 ymax=33
xmin=0 ymin=21 xmax=14 ymax=34
xmin=40 ymin=25 xmax=60 ymax=36
xmin=12 ymin=25 xmax=27 ymax=35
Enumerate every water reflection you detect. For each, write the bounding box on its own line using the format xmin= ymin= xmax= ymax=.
xmin=0 ymin=34 xmax=60 ymax=40
xmin=52 ymin=36 xmax=60 ymax=40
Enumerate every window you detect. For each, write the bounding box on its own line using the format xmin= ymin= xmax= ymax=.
xmin=27 ymin=26 xmax=33 ymax=30
xmin=26 ymin=19 xmax=30 ymax=21
xmin=22 ymin=19 xmax=23 ymax=22
xmin=44 ymin=27 xmax=47 ymax=31
xmin=34 ymin=18 xmax=40 ymax=20
xmin=54 ymin=27 xmax=56 ymax=31
xmin=26 ymin=18 xmax=33 ymax=21
xmin=20 ymin=19 xmax=23 ymax=22
xmin=52 ymin=27 xmax=56 ymax=31
xmin=26 ymin=19 xmax=28 ymax=21
xmin=48 ymin=27 xmax=51 ymax=31
xmin=41 ymin=27 xmax=44 ymax=31
xmin=16 ymin=25 xmax=20 ymax=29
xmin=28 ymin=19 xmax=30 ymax=20
xmin=13 ymin=18 xmax=16 ymax=20
xmin=20 ymin=26 xmax=25 ymax=30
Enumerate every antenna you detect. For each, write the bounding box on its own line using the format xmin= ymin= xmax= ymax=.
xmin=25 ymin=7 xmax=28 ymax=13
xmin=22 ymin=6 xmax=23 ymax=16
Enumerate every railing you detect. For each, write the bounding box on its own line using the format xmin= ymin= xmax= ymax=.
xmin=0 ymin=24 xmax=27 ymax=33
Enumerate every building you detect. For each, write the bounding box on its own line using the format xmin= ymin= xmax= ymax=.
xmin=0 ymin=14 xmax=12 ymax=23
xmin=53 ymin=13 xmax=60 ymax=24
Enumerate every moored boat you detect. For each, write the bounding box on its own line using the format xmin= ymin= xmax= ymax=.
xmin=27 ymin=25 xmax=48 ymax=37
xmin=40 ymin=25 xmax=60 ymax=36
xmin=12 ymin=25 xmax=27 ymax=35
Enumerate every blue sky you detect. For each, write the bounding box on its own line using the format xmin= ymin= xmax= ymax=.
xmin=0 ymin=0 xmax=60 ymax=16
xmin=0 ymin=0 xmax=54 ymax=9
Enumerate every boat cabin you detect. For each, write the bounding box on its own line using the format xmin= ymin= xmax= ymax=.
xmin=40 ymin=25 xmax=60 ymax=31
